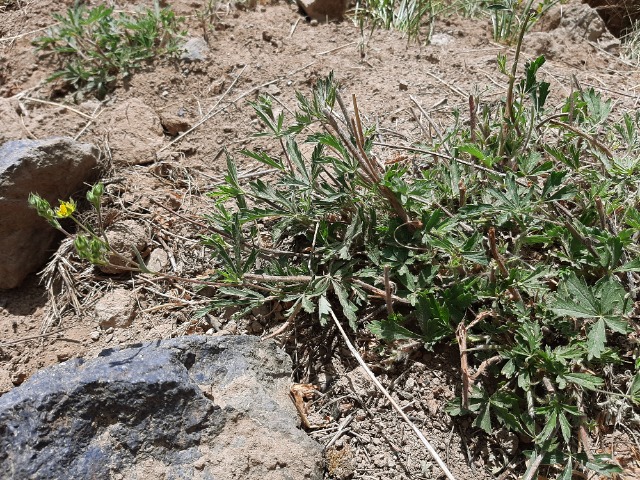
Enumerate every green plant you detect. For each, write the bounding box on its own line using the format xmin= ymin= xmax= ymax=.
xmin=353 ymin=0 xmax=444 ymax=43
xmin=195 ymin=0 xmax=221 ymax=44
xmin=200 ymin=17 xmax=639 ymax=479
xmin=488 ymin=0 xmax=558 ymax=43
xmin=29 ymin=184 xmax=147 ymax=271
xmin=33 ymin=2 xmax=185 ymax=97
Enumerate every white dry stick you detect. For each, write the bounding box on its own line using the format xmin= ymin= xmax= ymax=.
xmin=328 ymin=309 xmax=457 ymax=480
xmin=22 ymin=97 xmax=93 ymax=119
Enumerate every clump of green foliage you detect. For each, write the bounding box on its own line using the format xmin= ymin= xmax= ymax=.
xmin=29 ymin=184 xmax=149 ymax=271
xmin=354 ymin=0 xmax=443 ymax=42
xmin=33 ymin=2 xmax=184 ymax=98
xmin=202 ymin=19 xmax=639 ymax=480
xmin=351 ymin=0 xmax=559 ymax=45
xmin=488 ymin=0 xmax=558 ymax=42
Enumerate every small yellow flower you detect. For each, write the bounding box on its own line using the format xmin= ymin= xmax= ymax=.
xmin=55 ymin=200 xmax=76 ymax=218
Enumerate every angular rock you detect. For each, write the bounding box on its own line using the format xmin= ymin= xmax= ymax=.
xmin=160 ymin=113 xmax=192 ymax=136
xmin=0 ymin=137 xmax=99 ymax=289
xmin=584 ymin=0 xmax=640 ymax=38
xmin=147 ymin=248 xmax=170 ymax=272
xmin=180 ymin=37 xmax=210 ymax=62
xmin=94 ymin=288 xmax=136 ymax=329
xmin=104 ymin=98 xmax=164 ymax=165
xmin=297 ymin=0 xmax=347 ymax=21
xmin=526 ymin=3 xmax=620 ymax=59
xmin=0 ymin=335 xmax=324 ymax=479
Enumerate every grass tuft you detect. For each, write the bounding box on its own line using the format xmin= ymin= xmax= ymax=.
xmin=33 ymin=1 xmax=185 ymax=98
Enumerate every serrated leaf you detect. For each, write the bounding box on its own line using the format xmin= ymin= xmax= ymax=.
xmin=561 ymin=372 xmax=604 ymax=391
xmin=473 ymin=401 xmax=492 ymax=434
xmin=536 ymin=411 xmax=557 ymax=443
xmin=584 ymin=455 xmax=623 ymax=474
xmin=318 ymin=295 xmax=332 ymax=326
xmin=332 ymin=280 xmax=358 ymax=330
xmin=615 ymin=257 xmax=640 ymax=272
xmin=558 ymin=412 xmax=571 ymax=444
xmin=559 ymin=459 xmax=573 ymax=480
xmin=586 ymin=318 xmax=606 ymax=360
xmin=368 ymin=318 xmax=422 ymax=341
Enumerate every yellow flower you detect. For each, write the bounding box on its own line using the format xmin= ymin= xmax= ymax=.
xmin=55 ymin=200 xmax=76 ymax=218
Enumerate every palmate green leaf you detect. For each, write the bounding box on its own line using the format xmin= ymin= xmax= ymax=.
xmin=415 ymin=293 xmax=453 ymax=346
xmin=338 ymin=212 xmax=363 ymax=260
xmin=551 ymin=273 xmax=628 ymax=320
xmin=583 ymin=454 xmax=623 ymax=475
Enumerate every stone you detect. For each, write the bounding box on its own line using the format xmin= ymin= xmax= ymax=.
xmin=297 ymin=0 xmax=347 ymax=21
xmin=94 ymin=288 xmax=136 ymax=329
xmin=99 ymin=219 xmax=149 ymax=274
xmin=159 ymin=114 xmax=192 ymax=136
xmin=147 ymin=248 xmax=170 ymax=272
xmin=526 ymin=2 xmax=620 ymax=59
xmin=265 ymin=83 xmax=281 ymax=96
xmin=180 ymin=37 xmax=210 ymax=62
xmin=103 ymin=98 xmax=164 ymax=165
xmin=430 ymin=33 xmax=454 ymax=46
xmin=0 ymin=335 xmax=324 ymax=479
xmin=584 ymin=0 xmax=640 ymax=38
xmin=0 ymin=137 xmax=99 ymax=289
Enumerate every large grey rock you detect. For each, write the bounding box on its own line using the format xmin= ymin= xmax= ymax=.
xmin=0 ymin=335 xmax=324 ymax=479
xmin=0 ymin=137 xmax=99 ymax=289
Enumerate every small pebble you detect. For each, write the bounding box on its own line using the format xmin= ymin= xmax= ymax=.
xmin=310 ymin=19 xmax=319 ymax=27
xmin=90 ymin=331 xmax=101 ymax=341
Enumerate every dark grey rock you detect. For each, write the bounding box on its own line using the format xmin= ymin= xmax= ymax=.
xmin=0 ymin=335 xmax=324 ymax=480
xmin=0 ymin=137 xmax=99 ymax=289
xmin=181 ymin=37 xmax=210 ymax=62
